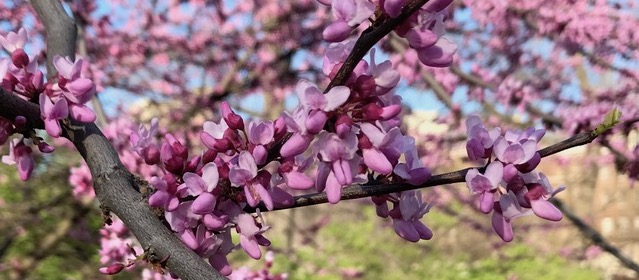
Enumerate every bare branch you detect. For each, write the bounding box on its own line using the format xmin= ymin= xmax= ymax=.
xmin=552 ymin=199 xmax=639 ymax=274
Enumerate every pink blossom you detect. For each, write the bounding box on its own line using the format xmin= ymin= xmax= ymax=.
xmin=230 ymin=151 xmax=274 ymax=210
xmin=39 ymin=93 xmax=68 ymax=138
xmin=390 ymin=191 xmax=433 ymax=242
xmin=465 ymin=161 xmax=503 ymax=213
xmin=236 ymin=213 xmax=270 ymax=259
xmin=1 ymin=138 xmax=35 ymax=181
xmin=0 ymin=28 xmax=27 ymax=53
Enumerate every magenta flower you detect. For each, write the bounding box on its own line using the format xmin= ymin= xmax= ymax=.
xmin=296 ymin=80 xmax=350 ymax=134
xmin=247 ymin=120 xmax=274 ymax=165
xmin=230 ymin=151 xmax=273 ymax=210
xmin=323 ymin=0 xmax=375 ymax=42
xmin=465 ymin=161 xmax=503 ymax=213
xmin=2 ymin=138 xmax=35 ymax=181
xmin=183 ymin=162 xmax=220 ymax=215
xmin=465 ymin=115 xmax=501 ymax=160
xmin=39 ymin=93 xmax=68 ymax=138
xmin=416 ymin=37 xmax=457 ymax=67
xmin=0 ymin=28 xmax=27 ymax=52
xmin=394 ymin=148 xmax=431 ymax=185
xmin=390 ymin=191 xmax=433 ymax=242
xmin=366 ymin=49 xmax=401 ymax=94
xmin=492 ymin=191 xmax=529 ymax=242
xmin=313 ymin=131 xmax=359 ymax=203
xmin=201 ymin=119 xmax=231 ymax=151
xmin=0 ymin=116 xmax=14 ymax=145
xmin=520 ymin=172 xmax=564 ymax=221
xmin=280 ymin=107 xmax=314 ymax=158
xmin=236 ymin=213 xmax=270 ymax=259
xmin=149 ymin=176 xmax=184 ymax=212
xmin=51 ymin=56 xmax=96 ymax=124
xmin=165 ymin=201 xmax=201 ymax=233
xmin=493 ymin=136 xmax=537 ymax=165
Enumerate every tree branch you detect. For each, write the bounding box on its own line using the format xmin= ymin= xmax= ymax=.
xmin=325 ymin=0 xmax=430 ymax=91
xmin=246 ymin=129 xmax=600 ymax=212
xmin=27 ymin=1 xmax=223 ymax=279
xmin=552 ymin=199 xmax=639 ymax=274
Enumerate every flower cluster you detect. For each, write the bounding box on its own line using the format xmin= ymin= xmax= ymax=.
xmin=464 ymin=115 xmax=565 ymax=242
xmin=321 ymin=0 xmax=457 ymax=67
xmin=0 ymin=28 xmax=96 ymax=180
xmin=123 ymin=41 xmax=438 ymax=275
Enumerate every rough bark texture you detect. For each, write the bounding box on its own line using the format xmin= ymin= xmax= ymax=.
xmin=27 ymin=1 xmax=224 ymax=279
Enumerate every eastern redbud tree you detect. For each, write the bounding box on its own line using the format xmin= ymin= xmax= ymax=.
xmin=0 ymin=0 xmax=637 ymax=279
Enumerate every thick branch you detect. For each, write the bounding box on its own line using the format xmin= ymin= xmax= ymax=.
xmin=28 ymin=0 xmax=223 ymax=279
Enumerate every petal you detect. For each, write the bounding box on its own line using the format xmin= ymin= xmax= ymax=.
xmin=240 ymin=235 xmax=261 ymax=259
xmin=326 ymin=171 xmax=343 ymax=204
xmin=323 ymin=20 xmax=352 ymax=42
xmin=254 ymin=183 xmax=274 ymax=210
xmin=500 ymin=144 xmax=525 ymax=164
xmin=491 ymin=212 xmax=513 ymax=242
xmin=412 ymin=220 xmax=433 ymax=240
xmin=530 ymin=199 xmax=563 ymax=221
xmin=324 ymin=86 xmax=350 ymax=111
xmin=183 ymin=172 xmax=206 ymax=195
xmin=50 ymin=98 xmax=69 ymax=119
xmin=149 ymin=191 xmax=170 ymax=208
xmin=392 ymin=219 xmax=419 ymax=242
xmin=67 ymin=78 xmax=95 ymax=102
xmin=69 ymin=104 xmax=96 ymax=123
xmin=179 ymin=230 xmax=198 ymax=250
xmin=484 ymin=161 xmax=504 ymax=186
xmin=201 ymin=162 xmax=219 ymax=192
xmin=191 ymin=192 xmax=217 ymax=214
xmin=44 ymin=118 xmax=62 ymax=138
xmin=209 ymin=254 xmax=232 ymax=276
xmin=280 ymin=133 xmax=312 ymax=158
xmin=363 ymin=148 xmax=393 ymax=174
xmin=284 ymin=171 xmax=315 ymax=190
xmin=479 ymin=192 xmax=494 ymax=214
xmin=238 ymin=151 xmax=258 ymax=176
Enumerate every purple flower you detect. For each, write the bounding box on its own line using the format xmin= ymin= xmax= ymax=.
xmin=465 ymin=161 xmax=503 ymax=213
xmin=390 ymin=191 xmax=433 ymax=242
xmin=394 ymin=148 xmax=431 ymax=186
xmin=39 ymin=93 xmax=68 ymax=138
xmin=313 ymin=132 xmax=360 ymax=203
xmin=492 ymin=191 xmax=529 ymax=242
xmin=0 ymin=28 xmax=27 ymax=53
xmin=365 ymin=49 xmax=401 ymax=95
xmin=230 ymin=151 xmax=274 ymax=210
xmin=165 ymin=201 xmax=201 ymax=233
xmin=53 ymin=56 xmax=96 ymax=106
xmin=493 ymin=136 xmax=537 ymax=165
xmin=1 ymin=138 xmax=35 ymax=181
xmin=323 ymin=0 xmax=375 ymax=42
xmin=416 ymin=36 xmax=457 ymax=67
xmin=201 ymin=119 xmax=231 ymax=151
xmin=247 ymin=121 xmax=274 ymax=165
xmin=182 ymin=162 xmax=220 ymax=214
xmin=465 ymin=115 xmax=501 ymax=160
xmin=520 ymin=172 xmax=564 ymax=221
xmin=296 ymin=80 xmax=350 ymax=134
xmin=236 ymin=213 xmax=270 ymax=259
